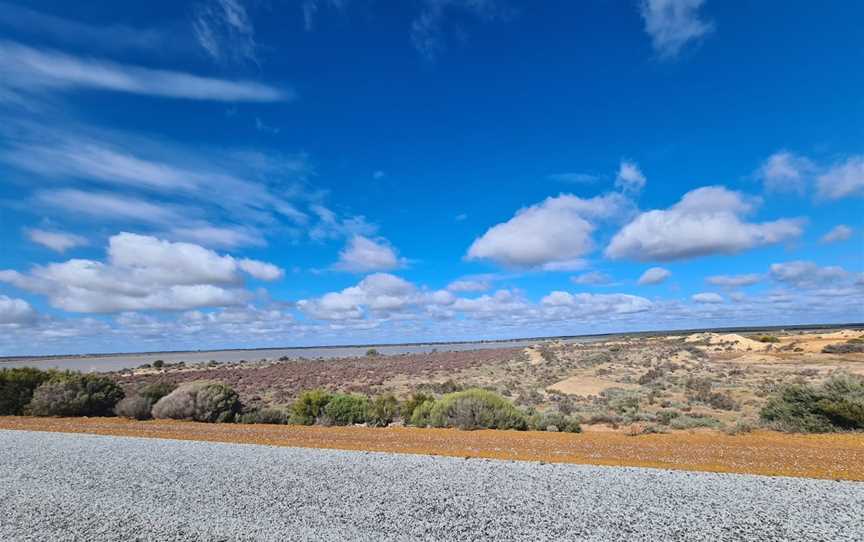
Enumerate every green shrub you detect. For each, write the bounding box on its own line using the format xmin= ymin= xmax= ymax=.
xmin=114 ymin=395 xmax=153 ymax=420
xmin=323 ymin=394 xmax=369 ymax=425
xmin=366 ymin=348 xmax=381 ymax=357
xmin=669 ymin=414 xmax=722 ymax=430
xmin=400 ymin=392 xmax=434 ymax=421
xmin=151 ymin=382 xmax=240 ymax=423
xmin=367 ymin=393 xmax=399 ymax=427
xmin=152 ymin=360 xmax=165 ymax=369
xmin=0 ymin=367 xmax=53 ymax=415
xmin=755 ymin=335 xmax=780 ymax=343
xmin=429 ymin=389 xmax=527 ymax=430
xmin=290 ymin=389 xmax=333 ymax=425
xmin=138 ymin=381 xmax=176 ymax=403
xmin=28 ymin=372 xmax=124 ymax=417
xmin=409 ymin=399 xmax=436 ymax=427
xmin=237 ymin=408 xmax=289 ymax=424
xmin=527 ymin=411 xmax=581 ymax=433
xmin=760 ymin=374 xmax=864 ymax=432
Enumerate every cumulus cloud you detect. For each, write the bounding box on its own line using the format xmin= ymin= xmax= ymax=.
xmin=541 ymin=291 xmax=653 ymax=317
xmin=817 ymin=156 xmax=864 ymax=200
xmin=298 ymin=273 xmax=433 ymax=321
xmin=0 ymin=40 xmax=287 ymax=102
xmin=0 ymin=295 xmax=37 ymax=325
xmin=758 ymin=151 xmax=813 ymax=194
xmin=640 ymin=0 xmax=713 ymax=59
xmin=705 ymin=274 xmax=761 ymax=288
xmin=467 ymin=193 xmax=632 ymax=268
xmin=447 ymin=279 xmax=492 ymax=292
xmin=637 ymin=267 xmax=670 ymax=285
xmin=769 ymin=261 xmax=849 ymax=290
xmin=692 ymin=292 xmax=723 ymax=303
xmin=192 ymin=0 xmax=258 ymax=66
xmin=615 ymin=161 xmax=646 ymax=193
xmin=0 ymin=233 xmax=282 ymax=313
xmin=821 ymin=225 xmax=854 ymax=244
xmin=333 ymin=235 xmax=406 ymax=273
xmin=571 ymin=271 xmax=613 ymax=286
xmin=25 ymin=228 xmax=87 ymax=253
xmin=605 ymin=186 xmax=803 ymax=262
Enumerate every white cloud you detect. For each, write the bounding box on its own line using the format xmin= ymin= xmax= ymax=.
xmin=605 ymin=186 xmax=803 ymax=261
xmin=817 ymin=156 xmax=864 ymax=200
xmin=640 ymin=0 xmax=713 ymax=59
xmin=571 ymin=271 xmax=613 ymax=286
xmin=467 ymin=193 xmax=632 ymax=268
xmin=333 ymin=235 xmax=405 ymax=273
xmin=0 ymin=233 xmax=282 ymax=313
xmin=193 ymin=0 xmax=258 ymax=66
xmin=0 ymin=295 xmax=37 ymax=325
xmin=37 ymin=189 xmax=186 ymax=225
xmin=298 ymin=273 xmax=425 ymax=321
xmin=541 ymin=291 xmax=653 ymax=317
xmin=692 ymin=292 xmax=723 ymax=303
xmin=25 ymin=228 xmax=87 ymax=253
xmin=0 ymin=40 xmax=287 ymax=102
xmin=758 ymin=151 xmax=813 ymax=194
xmin=769 ymin=261 xmax=849 ymax=290
xmin=637 ymin=267 xmax=670 ymax=285
xmin=615 ymin=161 xmax=646 ymax=193
xmin=821 ymin=225 xmax=854 ymax=244
xmin=706 ymin=273 xmax=761 ymax=288
xmin=447 ymin=279 xmax=491 ymax=292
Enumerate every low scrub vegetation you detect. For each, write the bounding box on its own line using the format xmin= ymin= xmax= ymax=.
xmin=152 ymin=382 xmax=240 ymax=423
xmin=429 ymin=389 xmax=528 ymax=430
xmin=236 ymin=407 xmax=290 ymax=425
xmin=28 ymin=372 xmax=124 ymax=417
xmin=323 ymin=394 xmax=369 ymax=426
xmin=115 ymin=395 xmax=154 ymax=420
xmin=0 ymin=367 xmax=53 ymax=415
xmin=760 ymin=373 xmax=864 ymax=433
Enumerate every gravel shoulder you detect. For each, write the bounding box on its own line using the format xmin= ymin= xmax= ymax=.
xmin=1 ymin=430 xmax=863 ymax=541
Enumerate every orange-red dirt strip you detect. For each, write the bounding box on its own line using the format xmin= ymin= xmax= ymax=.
xmin=1 ymin=416 xmax=862 ymax=481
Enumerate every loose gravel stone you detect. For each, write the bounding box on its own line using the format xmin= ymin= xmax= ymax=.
xmin=1 ymin=430 xmax=861 ymax=541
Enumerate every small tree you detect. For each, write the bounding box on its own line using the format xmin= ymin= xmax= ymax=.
xmin=323 ymin=394 xmax=369 ymax=425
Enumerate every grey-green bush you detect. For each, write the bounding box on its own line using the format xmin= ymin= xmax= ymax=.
xmin=367 ymin=393 xmax=399 ymax=427
xmin=138 ymin=381 xmax=176 ymax=404
xmin=28 ymin=372 xmax=124 ymax=417
xmin=0 ymin=367 xmax=53 ymax=415
xmin=323 ymin=394 xmax=368 ymax=425
xmin=400 ymin=392 xmax=434 ymax=421
xmin=290 ymin=389 xmax=332 ymax=425
xmin=114 ymin=395 xmax=153 ymax=420
xmin=527 ymin=411 xmax=581 ymax=433
xmin=429 ymin=389 xmax=527 ymax=430
xmin=760 ymin=373 xmax=864 ymax=433
xmin=151 ymin=382 xmax=240 ymax=423
xmin=237 ymin=408 xmax=289 ymax=424
xmin=409 ymin=399 xmax=435 ymax=427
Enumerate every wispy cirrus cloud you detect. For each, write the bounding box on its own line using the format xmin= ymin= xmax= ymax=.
xmin=25 ymin=228 xmax=88 ymax=253
xmin=192 ymin=0 xmax=259 ymax=66
xmin=411 ymin=0 xmax=514 ymax=61
xmin=0 ymin=40 xmax=289 ymax=102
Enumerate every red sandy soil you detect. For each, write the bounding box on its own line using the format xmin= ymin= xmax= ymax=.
xmin=2 ymin=416 xmax=862 ymax=481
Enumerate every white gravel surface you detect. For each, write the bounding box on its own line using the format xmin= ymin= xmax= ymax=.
xmin=0 ymin=430 xmax=861 ymax=541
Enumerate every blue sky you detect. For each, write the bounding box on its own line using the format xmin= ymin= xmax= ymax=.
xmin=0 ymin=0 xmax=861 ymax=355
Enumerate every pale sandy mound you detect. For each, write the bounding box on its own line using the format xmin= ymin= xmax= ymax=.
xmin=524 ymin=347 xmax=545 ymax=365
xmin=547 ymin=376 xmax=638 ymax=396
xmin=779 ymin=329 xmax=864 ymax=354
xmin=684 ymin=332 xmax=768 ymax=351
